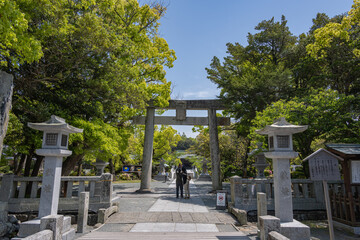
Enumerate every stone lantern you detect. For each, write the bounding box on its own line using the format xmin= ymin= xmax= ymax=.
xmin=94 ymin=158 xmax=108 ymax=176
xmin=249 ymin=142 xmax=269 ymax=178
xmin=256 ymin=117 xmax=310 ymax=239
xmin=28 ymin=115 xmax=83 ymax=217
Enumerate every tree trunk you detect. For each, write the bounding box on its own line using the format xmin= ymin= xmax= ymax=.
xmin=12 ymin=153 xmax=20 ymax=173
xmin=108 ymin=158 xmax=115 ymax=175
xmin=15 ymin=154 xmax=27 ymax=175
xmin=24 ymin=153 xmax=34 ymax=177
xmin=77 ymin=162 xmax=82 ymax=176
xmin=0 ymin=71 xmax=13 ymax=157
xmin=31 ymin=155 xmax=44 ymax=176
xmin=243 ymin=140 xmax=251 ymax=178
xmin=62 ymin=154 xmax=84 ymax=176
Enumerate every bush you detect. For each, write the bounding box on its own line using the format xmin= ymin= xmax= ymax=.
xmin=119 ymin=173 xmax=131 ymax=180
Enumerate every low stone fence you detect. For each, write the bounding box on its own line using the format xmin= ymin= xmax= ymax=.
xmin=0 ymin=173 xmax=113 ymax=213
xmin=230 ymin=176 xmax=344 ymax=212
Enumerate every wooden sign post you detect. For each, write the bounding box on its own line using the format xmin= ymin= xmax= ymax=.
xmin=303 ymin=148 xmax=343 ymax=240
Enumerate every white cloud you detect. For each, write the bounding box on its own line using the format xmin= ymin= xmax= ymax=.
xmin=182 ymin=89 xmax=219 ymax=99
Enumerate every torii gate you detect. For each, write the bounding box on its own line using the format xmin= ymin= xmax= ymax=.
xmin=133 ymin=99 xmax=230 ymax=192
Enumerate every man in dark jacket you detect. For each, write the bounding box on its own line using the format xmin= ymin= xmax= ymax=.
xmin=176 ymin=163 xmax=184 ymax=198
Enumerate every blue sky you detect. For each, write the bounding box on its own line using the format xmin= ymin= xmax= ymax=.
xmin=157 ymin=0 xmax=354 ymax=137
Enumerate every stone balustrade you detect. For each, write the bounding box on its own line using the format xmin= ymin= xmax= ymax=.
xmin=230 ymin=176 xmax=344 ymax=212
xmin=0 ymin=173 xmax=113 ymax=213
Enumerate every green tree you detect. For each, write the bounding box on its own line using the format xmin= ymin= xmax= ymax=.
xmin=206 ymin=16 xmax=296 ymax=138
xmin=307 ymin=0 xmax=360 ymax=95
xmin=0 ymin=0 xmax=42 ymax=67
xmin=1 ymin=0 xmax=176 ymax=176
xmin=250 ymin=89 xmax=359 ymax=160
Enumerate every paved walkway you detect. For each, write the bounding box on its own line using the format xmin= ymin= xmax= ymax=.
xmin=77 ymin=180 xmax=250 ymax=240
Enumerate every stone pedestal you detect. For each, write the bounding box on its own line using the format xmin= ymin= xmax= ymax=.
xmin=37 ymin=150 xmax=72 ymax=218
xmin=272 ymin=157 xmax=293 ymax=222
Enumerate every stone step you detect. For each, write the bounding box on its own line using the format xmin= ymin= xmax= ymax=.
xmin=77 ymin=231 xmax=249 ymax=240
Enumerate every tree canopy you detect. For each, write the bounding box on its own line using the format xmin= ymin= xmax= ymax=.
xmin=1 ymin=0 xmax=176 ymax=176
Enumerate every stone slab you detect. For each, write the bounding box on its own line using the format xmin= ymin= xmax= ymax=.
xmin=333 ymin=220 xmax=360 ymax=235
xmin=280 ymin=220 xmax=310 ymax=240
xmin=13 ymin=229 xmax=53 ymax=240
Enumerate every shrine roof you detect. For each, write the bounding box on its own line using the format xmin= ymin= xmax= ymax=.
xmin=326 ymin=143 xmax=360 ymax=155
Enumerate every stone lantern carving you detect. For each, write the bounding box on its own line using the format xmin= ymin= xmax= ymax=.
xmin=256 ymin=117 xmax=310 ymax=239
xmin=28 ymin=115 xmax=83 ymax=217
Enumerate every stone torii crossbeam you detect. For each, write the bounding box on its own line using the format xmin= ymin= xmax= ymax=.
xmin=133 ymin=99 xmax=230 ymax=192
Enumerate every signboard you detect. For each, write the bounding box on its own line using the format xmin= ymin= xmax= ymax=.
xmin=122 ymin=165 xmax=142 ymax=172
xmin=351 ymin=160 xmax=360 ymax=184
xmin=307 ymin=150 xmax=341 ymax=181
xmin=216 ymin=191 xmax=227 ymax=210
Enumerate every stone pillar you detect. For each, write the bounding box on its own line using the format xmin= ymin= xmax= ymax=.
xmin=38 ymin=155 xmax=64 ymax=218
xmin=273 ymin=158 xmax=293 ymax=222
xmin=230 ymin=176 xmax=242 ymax=208
xmin=100 ymin=173 xmax=113 ymax=204
xmin=257 ymin=192 xmax=267 ymax=226
xmin=77 ymin=192 xmax=89 ymax=233
xmin=208 ymin=108 xmax=222 ymax=190
xmin=139 ymin=107 xmax=155 ymax=192
xmin=0 ymin=71 xmax=13 ymax=157
xmin=0 ymin=174 xmax=15 ymax=202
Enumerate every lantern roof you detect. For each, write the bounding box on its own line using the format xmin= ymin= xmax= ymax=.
xmin=28 ymin=115 xmax=83 ymax=134
xmin=256 ymin=117 xmax=307 ymax=135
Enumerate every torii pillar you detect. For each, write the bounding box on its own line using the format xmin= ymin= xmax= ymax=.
xmin=134 ymin=100 xmax=230 ymax=192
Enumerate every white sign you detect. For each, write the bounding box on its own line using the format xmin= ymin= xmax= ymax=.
xmin=216 ymin=192 xmax=226 ymax=206
xmin=351 ymin=160 xmax=360 ymax=184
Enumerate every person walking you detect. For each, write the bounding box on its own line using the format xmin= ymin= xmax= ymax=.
xmin=176 ymin=163 xmax=184 ymax=198
xmin=184 ymin=175 xmax=191 ymax=199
